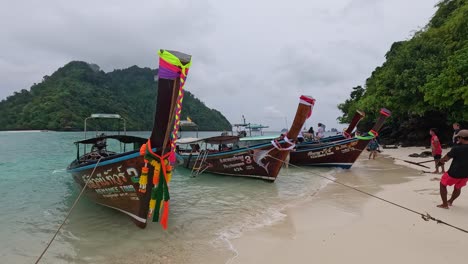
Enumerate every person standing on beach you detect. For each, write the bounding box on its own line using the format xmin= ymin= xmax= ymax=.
xmin=368 ymin=138 xmax=380 ymax=160
xmin=452 ymin=122 xmax=461 ymax=145
xmin=436 ymin=129 xmax=468 ymax=209
xmin=430 ymin=128 xmax=445 ymax=174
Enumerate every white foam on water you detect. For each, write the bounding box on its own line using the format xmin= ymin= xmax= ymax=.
xmin=215 ymin=167 xmax=339 ymax=264
xmin=0 ymin=130 xmax=43 ymax=133
xmin=217 ymin=206 xmax=288 ymax=264
xmin=52 ymin=168 xmax=66 ymax=174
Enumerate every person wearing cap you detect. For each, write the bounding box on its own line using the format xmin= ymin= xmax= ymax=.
xmin=436 ymin=129 xmax=468 ymax=209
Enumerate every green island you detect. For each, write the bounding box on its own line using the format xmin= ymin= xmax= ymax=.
xmin=0 ymin=62 xmax=231 ymax=131
xmin=338 ymin=0 xmax=467 ymax=146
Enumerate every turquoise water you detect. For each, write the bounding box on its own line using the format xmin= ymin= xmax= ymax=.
xmin=0 ymin=131 xmax=336 ymax=263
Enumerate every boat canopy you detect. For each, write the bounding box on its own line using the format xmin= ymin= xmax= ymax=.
xmin=178 ymin=135 xmax=241 ymax=145
xmin=178 ymin=135 xmax=279 ymax=145
xmin=74 ymin=135 xmax=147 ymax=145
xmin=232 ymin=118 xmax=269 ymax=136
xmin=203 ymin=135 xmax=240 ymax=144
xmin=232 ymin=123 xmax=268 ymax=129
xmin=179 ymin=120 xmax=199 ymax=137
xmin=180 ymin=120 xmax=198 ymax=128
xmin=248 ymin=124 xmax=269 ymax=130
xmin=239 ymin=135 xmax=277 ymax=141
xmin=90 ymin=113 xmax=122 ymax=119
xmin=84 ymin=113 xmax=126 ymax=139
xmin=177 ymin=137 xmax=202 ymax=144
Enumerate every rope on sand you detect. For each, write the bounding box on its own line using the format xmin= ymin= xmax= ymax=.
xmin=35 ymin=158 xmax=103 ymax=264
xmin=267 ymin=155 xmax=468 ymax=234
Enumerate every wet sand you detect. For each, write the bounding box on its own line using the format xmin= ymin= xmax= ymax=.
xmin=229 ymin=147 xmax=468 ymax=264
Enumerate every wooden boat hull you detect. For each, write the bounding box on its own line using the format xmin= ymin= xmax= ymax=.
xmin=290 ymin=137 xmax=367 ymax=169
xmin=67 ymin=151 xmax=153 ymax=228
xmin=177 ymin=142 xmax=290 ymax=181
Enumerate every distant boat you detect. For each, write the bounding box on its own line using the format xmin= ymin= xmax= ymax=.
xmin=179 ymin=119 xmax=199 ymax=137
xmin=247 ymin=124 xmax=269 ymax=132
xmin=232 ymin=117 xmax=269 ymax=136
xmin=176 ymin=95 xmax=315 ymax=181
xmin=67 ymin=50 xmax=192 ymax=228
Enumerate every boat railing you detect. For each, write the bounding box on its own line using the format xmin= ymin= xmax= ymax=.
xmin=83 ymin=113 xmax=126 ymax=154
xmin=84 ymin=113 xmax=126 ymax=139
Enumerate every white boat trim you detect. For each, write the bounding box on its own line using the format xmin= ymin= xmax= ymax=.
xmin=96 ymin=202 xmax=147 ymax=223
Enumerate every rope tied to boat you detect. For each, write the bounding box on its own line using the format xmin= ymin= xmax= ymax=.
xmin=35 ymin=157 xmax=103 ymax=264
xmin=342 ymin=130 xmax=352 ymax=139
xmin=139 ymin=140 xmax=172 ymax=229
xmin=271 ymin=134 xmax=296 ymax=151
xmin=265 ymin=154 xmax=468 ymax=234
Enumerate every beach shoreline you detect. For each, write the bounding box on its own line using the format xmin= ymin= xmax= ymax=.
xmin=228 ymin=147 xmax=468 ymax=264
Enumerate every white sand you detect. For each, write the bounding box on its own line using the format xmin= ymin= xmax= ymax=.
xmin=229 ymin=147 xmax=468 ymax=264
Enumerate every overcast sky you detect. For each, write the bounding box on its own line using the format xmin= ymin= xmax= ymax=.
xmin=0 ymin=0 xmax=439 ymax=131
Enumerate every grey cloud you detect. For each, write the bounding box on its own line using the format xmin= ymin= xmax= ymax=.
xmin=0 ymin=0 xmax=439 ymax=130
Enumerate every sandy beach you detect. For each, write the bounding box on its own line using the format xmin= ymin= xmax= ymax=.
xmin=229 ymin=147 xmax=468 ymax=264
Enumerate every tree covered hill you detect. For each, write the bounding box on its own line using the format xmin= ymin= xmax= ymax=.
xmin=338 ymin=0 xmax=467 ymax=146
xmin=0 ymin=61 xmax=232 ymax=131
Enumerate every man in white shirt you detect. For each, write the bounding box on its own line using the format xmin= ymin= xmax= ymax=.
xmin=316 ymin=123 xmax=325 ymax=139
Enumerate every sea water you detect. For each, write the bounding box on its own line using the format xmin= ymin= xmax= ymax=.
xmin=0 ymin=131 xmax=337 ymax=263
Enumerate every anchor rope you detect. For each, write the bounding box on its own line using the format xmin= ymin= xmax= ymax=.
xmin=265 ymin=153 xmax=468 ymax=234
xmin=35 ymin=157 xmax=103 ymax=264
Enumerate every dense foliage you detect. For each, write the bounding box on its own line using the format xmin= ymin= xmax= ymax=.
xmin=338 ymin=0 xmax=468 ymax=145
xmin=0 ymin=62 xmax=232 ymax=131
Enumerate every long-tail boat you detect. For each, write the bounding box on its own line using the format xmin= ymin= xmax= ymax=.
xmin=67 ymin=50 xmax=192 ymax=228
xmin=176 ymin=95 xmax=316 ymax=181
xmin=289 ymin=108 xmax=391 ymax=168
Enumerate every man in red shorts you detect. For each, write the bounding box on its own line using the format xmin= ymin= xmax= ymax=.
xmin=437 ymin=129 xmax=468 ymax=209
